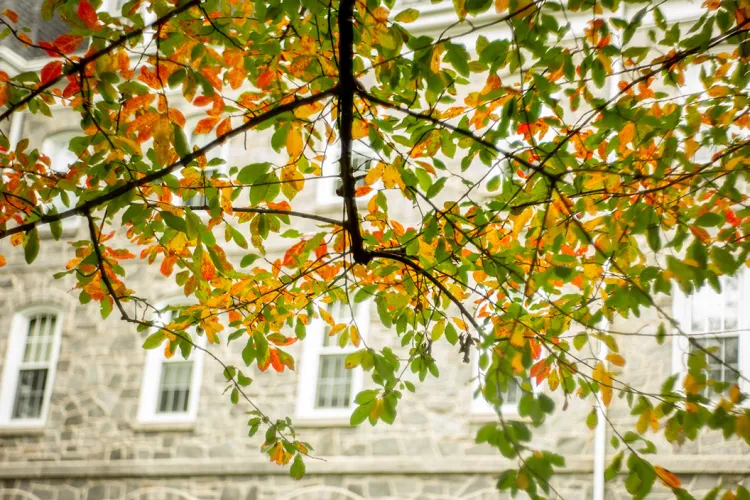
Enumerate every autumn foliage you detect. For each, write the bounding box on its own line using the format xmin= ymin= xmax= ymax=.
xmin=1 ymin=0 xmax=750 ymax=497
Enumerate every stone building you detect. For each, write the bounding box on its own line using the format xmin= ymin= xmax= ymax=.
xmin=0 ymin=1 xmax=749 ymax=499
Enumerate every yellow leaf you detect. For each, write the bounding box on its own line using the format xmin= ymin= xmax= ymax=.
xmin=495 ymin=0 xmax=509 ymax=12
xmin=153 ymin=114 xmax=172 ymax=166
xmin=319 ymin=306 xmax=335 ymax=326
xmin=730 ymin=384 xmax=742 ymax=404
xmin=510 ymin=328 xmax=526 ymax=347
xmin=707 ymin=85 xmax=731 ymax=98
xmin=365 ymin=163 xmax=384 ymax=185
xmin=286 ymin=125 xmax=303 ymax=158
xmin=352 ymin=120 xmax=369 ymax=140
xmin=382 ymin=164 xmax=401 ymax=189
xmin=350 ymin=325 xmax=361 ymax=347
xmin=512 ymin=208 xmax=533 ymax=235
xmin=606 ymin=353 xmax=626 ymax=367
xmin=619 ymin=122 xmax=635 ymax=147
xmin=593 ymin=361 xmax=612 ymax=407
xmin=281 ymin=164 xmax=305 ymax=192
xmin=683 ymin=373 xmax=702 ymax=394
xmin=654 ymin=466 xmax=681 ymax=490
xmin=166 ymin=232 xmax=188 ymax=252
xmin=511 ymin=352 xmax=524 ymax=374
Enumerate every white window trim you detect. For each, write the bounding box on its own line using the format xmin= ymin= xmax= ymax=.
xmin=41 ymin=132 xmax=82 ymax=232
xmin=0 ymin=306 xmax=63 ymax=429
xmin=470 ymin=349 xmax=523 ymax=416
xmin=179 ymin=116 xmax=231 ymax=209
xmin=316 ymin=142 xmax=377 ymax=207
xmin=137 ymin=303 xmax=206 ymax=425
xmin=296 ymin=301 xmax=369 ymax=420
xmin=671 ymin=270 xmax=750 ymax=393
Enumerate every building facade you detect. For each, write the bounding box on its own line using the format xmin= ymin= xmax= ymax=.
xmin=1 ymin=1 xmax=749 ymax=499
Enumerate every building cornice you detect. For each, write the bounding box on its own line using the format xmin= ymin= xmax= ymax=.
xmin=1 ymin=455 xmax=748 ymax=479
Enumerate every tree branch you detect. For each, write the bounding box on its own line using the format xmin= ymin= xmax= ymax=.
xmin=338 ymin=0 xmax=370 ymax=265
xmin=185 ymin=205 xmax=343 ymax=226
xmin=0 ymin=0 xmax=201 ymax=122
xmin=0 ymin=87 xmax=338 ymax=240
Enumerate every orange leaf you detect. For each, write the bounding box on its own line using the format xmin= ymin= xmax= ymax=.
xmin=354 ymin=185 xmax=372 ymax=197
xmin=269 ymin=349 xmax=284 ymax=372
xmin=160 ymin=255 xmax=177 ymax=277
xmin=201 ymin=257 xmax=216 ymax=281
xmin=194 ymin=116 xmax=220 ymax=135
xmin=216 ymin=117 xmax=232 ymax=138
xmin=2 ymin=9 xmax=18 ymax=23
xmin=0 ymin=254 xmax=6 ymax=267
xmin=40 ymin=61 xmax=63 ymax=86
xmin=257 ymin=69 xmax=274 ymax=89
xmin=606 ymin=353 xmax=626 ymax=367
xmin=78 ymin=0 xmax=100 ymax=31
xmin=53 ymin=34 xmax=84 ymax=54
xmin=655 ymin=466 xmax=681 ymax=489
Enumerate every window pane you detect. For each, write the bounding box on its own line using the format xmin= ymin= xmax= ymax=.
xmin=23 ymin=314 xmax=57 ymax=363
xmin=12 ymin=369 xmax=48 ymax=419
xmin=690 ymin=275 xmax=741 ymax=334
xmin=157 ymin=361 xmax=194 ymax=413
xmin=691 ymin=336 xmax=740 ymax=398
xmin=315 ymin=355 xmax=352 ymax=409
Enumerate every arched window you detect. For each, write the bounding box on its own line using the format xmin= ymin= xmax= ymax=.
xmin=0 ymin=307 xmax=63 ymax=428
xmin=137 ymin=303 xmax=206 ymax=425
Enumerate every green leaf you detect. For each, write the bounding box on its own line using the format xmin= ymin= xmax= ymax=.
xmin=173 ymin=124 xmax=190 ymax=158
xmin=24 ymin=228 xmax=39 ymax=264
xmin=394 ymin=8 xmax=419 ymax=22
xmin=350 ymin=403 xmax=370 ymax=425
xmin=694 ymin=212 xmax=722 ymax=227
xmin=586 ymin=409 xmax=599 ymax=430
xmin=290 ymin=454 xmax=306 ymax=479
xmin=240 ymin=254 xmax=260 ymax=268
xmin=444 ymin=323 xmax=459 ymax=345
xmin=162 ymin=211 xmax=188 ymax=233
xmin=143 ymin=332 xmax=165 ymax=349
xmin=49 ymin=207 xmax=62 ymax=241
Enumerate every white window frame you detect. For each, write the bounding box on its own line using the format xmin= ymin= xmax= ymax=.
xmin=671 ymin=270 xmax=750 ymax=394
xmin=41 ymin=132 xmax=81 ymax=232
xmin=316 ymin=142 xmax=377 ymax=207
xmin=179 ymin=116 xmax=230 ymax=209
xmin=470 ymin=349 xmax=523 ymax=416
xmin=137 ymin=303 xmax=206 ymax=425
xmin=0 ymin=306 xmax=63 ymax=429
xmin=296 ymin=301 xmax=369 ymax=420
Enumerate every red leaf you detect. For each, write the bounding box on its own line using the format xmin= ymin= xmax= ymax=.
xmin=40 ymin=61 xmax=63 ymax=86
xmin=38 ymin=41 xmax=58 ymax=57
xmin=53 ymin=34 xmax=84 ymax=54
xmin=62 ymin=80 xmax=80 ymax=98
xmin=78 ymin=0 xmax=100 ymax=31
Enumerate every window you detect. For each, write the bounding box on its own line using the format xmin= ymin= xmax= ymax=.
xmin=672 ymin=271 xmax=750 ymax=398
xmin=0 ymin=308 xmax=63 ymax=428
xmin=137 ymin=305 xmax=206 ymax=424
xmin=181 ymin=117 xmax=229 ymax=208
xmin=317 ymin=142 xmax=375 ymax=206
xmin=41 ymin=132 xmax=81 ymax=231
xmin=471 ymin=351 xmax=522 ymax=415
xmin=296 ymin=301 xmax=368 ymax=419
